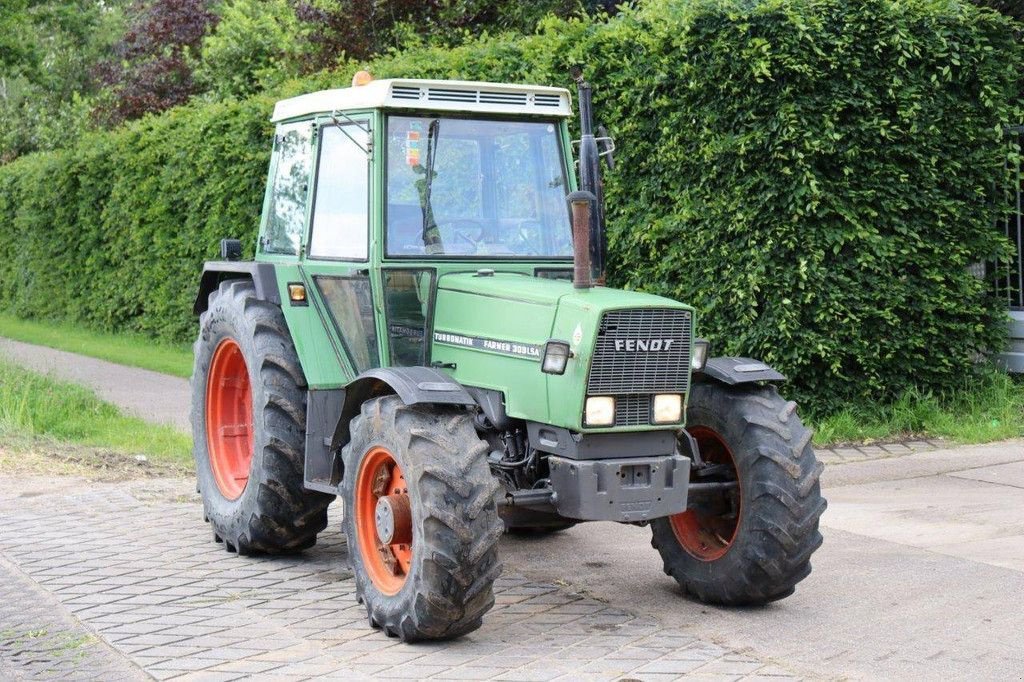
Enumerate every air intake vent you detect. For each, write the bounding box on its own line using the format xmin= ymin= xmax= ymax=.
xmin=427 ymin=88 xmax=477 ymax=103
xmin=615 ymin=395 xmax=653 ymax=427
xmin=383 ymin=82 xmax=571 ymax=116
xmin=587 ymin=308 xmax=692 ymax=396
xmin=391 ymin=85 xmax=421 ymax=100
xmin=480 ymin=90 xmax=528 ymax=105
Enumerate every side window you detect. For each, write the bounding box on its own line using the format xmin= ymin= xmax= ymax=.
xmin=309 ymin=124 xmax=370 ymax=260
xmin=265 ymin=122 xmax=313 ymax=255
xmin=314 ymin=275 xmax=379 ymax=372
xmin=383 ymin=269 xmax=434 ymax=366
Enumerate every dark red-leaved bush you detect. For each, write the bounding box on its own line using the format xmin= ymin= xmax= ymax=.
xmin=96 ymin=0 xmax=217 ymax=124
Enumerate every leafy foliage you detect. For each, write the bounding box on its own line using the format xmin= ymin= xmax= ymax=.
xmin=0 ymin=0 xmax=1020 ymax=414
xmin=0 ymin=0 xmax=127 ymax=162
xmin=292 ymin=0 xmax=607 ymax=68
xmin=971 ymin=0 xmax=1024 ymax=22
xmin=94 ymin=0 xmax=217 ymax=124
xmin=194 ymin=0 xmax=305 ymax=97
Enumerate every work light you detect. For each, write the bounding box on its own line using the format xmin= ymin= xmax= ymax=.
xmin=541 ymin=340 xmax=572 ymax=375
xmin=584 ymin=396 xmax=615 ymax=426
xmin=692 ymin=339 xmax=710 ymax=372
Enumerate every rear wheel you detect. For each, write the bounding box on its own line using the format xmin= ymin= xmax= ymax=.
xmin=342 ymin=395 xmax=504 ymax=641
xmin=651 ymin=382 xmax=826 ymax=605
xmin=191 ymin=280 xmax=332 ymax=554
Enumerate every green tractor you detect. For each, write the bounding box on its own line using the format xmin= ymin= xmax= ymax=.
xmin=191 ymin=70 xmax=826 ymax=641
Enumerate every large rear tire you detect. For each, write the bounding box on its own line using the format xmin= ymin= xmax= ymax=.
xmin=341 ymin=395 xmax=503 ymax=641
xmin=651 ymin=382 xmax=826 ymax=605
xmin=191 ymin=280 xmax=332 ymax=554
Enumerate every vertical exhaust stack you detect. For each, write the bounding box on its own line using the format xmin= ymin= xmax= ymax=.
xmin=571 ymin=66 xmax=607 ymax=286
xmin=567 ymin=191 xmax=597 ymax=289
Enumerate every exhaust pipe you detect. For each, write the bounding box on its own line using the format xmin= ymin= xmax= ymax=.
xmin=571 ymin=66 xmax=607 ymax=286
xmin=567 ymin=190 xmax=597 ymax=289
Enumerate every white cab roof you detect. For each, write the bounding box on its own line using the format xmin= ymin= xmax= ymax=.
xmin=271 ymin=78 xmax=573 ymax=122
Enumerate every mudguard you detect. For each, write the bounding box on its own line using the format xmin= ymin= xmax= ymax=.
xmin=330 ymin=367 xmax=475 ymax=452
xmin=193 ymin=261 xmax=279 ymax=315
xmin=695 ymin=356 xmax=786 ymax=385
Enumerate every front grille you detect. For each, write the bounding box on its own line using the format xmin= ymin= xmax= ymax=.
xmin=615 ymin=395 xmax=652 ymax=427
xmin=586 ymin=308 xmax=692 ymax=426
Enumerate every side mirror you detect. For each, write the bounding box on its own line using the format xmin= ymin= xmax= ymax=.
xmin=220 ymin=238 xmax=242 ymax=261
xmin=597 ymin=125 xmax=615 ymax=171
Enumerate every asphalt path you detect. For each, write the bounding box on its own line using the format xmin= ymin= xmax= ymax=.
xmin=3 ymin=337 xmax=1023 ymax=680
xmin=0 ymin=338 xmax=191 ymax=431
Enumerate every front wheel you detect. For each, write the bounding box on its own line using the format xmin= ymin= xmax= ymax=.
xmin=651 ymin=382 xmax=826 ymax=605
xmin=341 ymin=396 xmax=504 ymax=641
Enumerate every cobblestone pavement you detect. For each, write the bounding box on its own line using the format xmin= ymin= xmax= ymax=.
xmin=0 ymin=554 xmax=147 ymax=681
xmin=0 ymin=476 xmax=804 ymax=681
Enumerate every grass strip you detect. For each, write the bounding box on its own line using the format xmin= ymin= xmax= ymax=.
xmin=0 ymin=313 xmax=192 ymax=378
xmin=812 ymin=366 xmax=1024 ymax=446
xmin=0 ymin=359 xmax=192 ymax=467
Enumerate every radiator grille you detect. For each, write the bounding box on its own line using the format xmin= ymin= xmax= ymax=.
xmin=587 ymin=308 xmax=692 ymax=399
xmin=615 ymin=395 xmax=653 ymax=427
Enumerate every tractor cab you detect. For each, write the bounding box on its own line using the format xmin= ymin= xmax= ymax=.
xmin=254 ymin=76 xmax=580 ymax=381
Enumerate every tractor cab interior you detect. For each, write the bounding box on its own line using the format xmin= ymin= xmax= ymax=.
xmin=384 ymin=115 xmax=573 ymax=258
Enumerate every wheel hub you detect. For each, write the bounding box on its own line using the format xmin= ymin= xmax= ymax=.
xmin=374 ymin=494 xmax=412 ymax=545
xmin=354 ymin=447 xmax=413 ymax=595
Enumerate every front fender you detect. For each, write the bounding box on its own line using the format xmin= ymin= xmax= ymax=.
xmin=330 ymin=366 xmax=475 ymax=452
xmin=694 ymin=356 xmax=786 ymax=385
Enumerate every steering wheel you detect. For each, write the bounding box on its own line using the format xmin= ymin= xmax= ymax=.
xmin=508 ymin=220 xmax=544 ymax=256
xmin=436 ymin=219 xmax=486 ymax=251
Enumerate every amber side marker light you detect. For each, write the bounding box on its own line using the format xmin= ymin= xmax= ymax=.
xmin=352 ymin=70 xmax=373 ymax=87
xmin=287 ymin=283 xmax=307 ymax=304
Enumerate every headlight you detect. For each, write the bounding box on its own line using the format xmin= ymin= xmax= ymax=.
xmin=652 ymin=394 xmax=683 ymax=424
xmin=692 ymin=339 xmax=710 ymax=372
xmin=541 ymin=340 xmax=572 ymax=375
xmin=584 ymin=396 xmax=615 ymax=426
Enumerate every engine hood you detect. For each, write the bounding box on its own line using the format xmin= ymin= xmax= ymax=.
xmin=431 ymin=272 xmax=695 ymax=431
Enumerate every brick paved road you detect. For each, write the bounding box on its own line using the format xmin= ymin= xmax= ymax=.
xmin=0 ymin=476 xmax=802 ymax=681
xmin=0 ymin=554 xmax=147 ymax=681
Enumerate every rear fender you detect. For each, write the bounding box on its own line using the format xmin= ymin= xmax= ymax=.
xmin=194 ymin=261 xmax=279 ymax=315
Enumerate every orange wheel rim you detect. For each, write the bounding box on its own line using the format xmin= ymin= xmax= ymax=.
xmin=355 ymin=446 xmax=413 ymax=595
xmin=205 ymin=338 xmax=254 ymax=500
xmin=669 ymin=426 xmax=741 ymax=561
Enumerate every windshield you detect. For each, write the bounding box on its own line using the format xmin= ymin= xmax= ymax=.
xmin=386 ymin=116 xmax=573 ymax=258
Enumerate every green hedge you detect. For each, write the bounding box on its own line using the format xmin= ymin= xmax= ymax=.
xmin=0 ymin=0 xmax=1020 ymax=412
xmin=0 ymin=97 xmax=274 ymax=340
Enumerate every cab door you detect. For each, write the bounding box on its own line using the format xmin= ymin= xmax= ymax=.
xmin=298 ymin=114 xmax=382 ymax=385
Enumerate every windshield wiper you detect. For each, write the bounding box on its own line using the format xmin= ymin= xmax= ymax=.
xmin=328 ymin=109 xmax=371 ymax=156
xmin=419 ymin=118 xmax=442 ymax=252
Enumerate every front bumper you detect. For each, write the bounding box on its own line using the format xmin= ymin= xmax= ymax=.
xmin=548 ymin=454 xmax=690 ymax=523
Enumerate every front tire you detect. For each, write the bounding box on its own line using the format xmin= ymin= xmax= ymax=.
xmin=651 ymin=382 xmax=826 ymax=605
xmin=341 ymin=395 xmax=504 ymax=641
xmin=191 ymin=280 xmax=332 ymax=554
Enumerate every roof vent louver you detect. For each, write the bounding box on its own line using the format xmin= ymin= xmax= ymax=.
xmin=391 ymin=85 xmax=421 ymax=100
xmin=480 ymin=91 xmax=528 ymax=105
xmin=426 ymin=88 xmax=478 ymax=103
xmin=534 ymin=93 xmax=562 ymax=108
